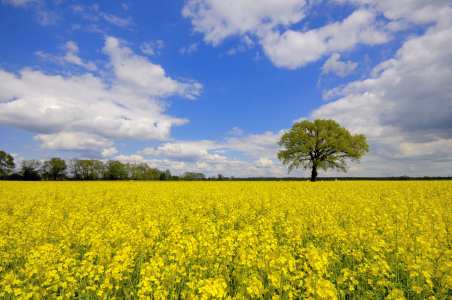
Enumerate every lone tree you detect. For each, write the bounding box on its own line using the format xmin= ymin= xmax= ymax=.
xmin=277 ymin=119 xmax=369 ymax=182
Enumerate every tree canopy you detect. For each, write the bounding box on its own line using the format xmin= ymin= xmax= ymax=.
xmin=41 ymin=158 xmax=67 ymax=180
xmin=277 ymin=119 xmax=369 ymax=182
xmin=20 ymin=159 xmax=42 ymax=181
xmin=0 ymin=150 xmax=15 ymax=179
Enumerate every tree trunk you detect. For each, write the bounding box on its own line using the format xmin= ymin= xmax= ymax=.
xmin=311 ymin=165 xmax=318 ymax=182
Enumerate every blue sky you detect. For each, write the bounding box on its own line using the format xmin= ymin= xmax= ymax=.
xmin=1 ymin=0 xmax=451 ymax=177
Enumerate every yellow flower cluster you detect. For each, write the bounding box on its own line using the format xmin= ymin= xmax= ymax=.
xmin=1 ymin=181 xmax=451 ymax=299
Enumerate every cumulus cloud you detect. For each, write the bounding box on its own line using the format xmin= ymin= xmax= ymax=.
xmin=223 ymin=130 xmax=286 ymax=158
xmin=321 ymin=53 xmax=357 ymax=77
xmin=137 ymin=140 xmax=229 ymax=163
xmin=0 ymin=36 xmax=203 ymax=156
xmin=253 ymin=158 xmax=275 ymax=168
xmin=131 ymin=129 xmax=288 ymax=176
xmin=120 ymin=149 xmax=285 ymax=177
xmin=35 ymin=41 xmax=97 ymax=71
xmin=182 ymin=0 xmax=449 ymax=69
xmin=308 ymin=10 xmax=452 ymax=174
xmin=334 ymin=0 xmax=450 ymax=25
xmin=10 ymin=153 xmax=25 ymax=169
xmin=259 ymin=9 xmax=387 ymax=69
xmin=33 ymin=132 xmax=118 ymax=157
xmin=102 ymin=37 xmax=202 ymax=99
xmin=182 ymin=0 xmax=307 ymax=46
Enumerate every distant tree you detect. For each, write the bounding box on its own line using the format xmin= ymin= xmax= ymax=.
xmin=159 ymin=171 xmax=167 ymax=180
xmin=92 ymin=160 xmax=105 ymax=180
xmin=0 ymin=151 xmax=15 ymax=179
xmin=277 ymin=119 xmax=369 ymax=182
xmin=217 ymin=174 xmax=225 ymax=181
xmin=40 ymin=161 xmax=52 ymax=181
xmin=135 ymin=163 xmax=150 ymax=180
xmin=182 ymin=171 xmax=195 ymax=181
xmin=20 ymin=159 xmax=42 ymax=181
xmin=106 ymin=160 xmax=128 ymax=180
xmin=68 ymin=158 xmax=82 ymax=179
xmin=195 ymin=172 xmax=206 ymax=181
xmin=45 ymin=158 xmax=67 ymax=180
xmin=165 ymin=169 xmax=172 ymax=180
xmin=79 ymin=160 xmax=95 ymax=180
xmin=146 ymin=168 xmax=160 ymax=180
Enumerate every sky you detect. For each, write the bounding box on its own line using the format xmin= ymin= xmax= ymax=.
xmin=1 ymin=0 xmax=451 ymax=178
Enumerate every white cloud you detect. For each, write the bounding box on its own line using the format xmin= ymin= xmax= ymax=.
xmin=321 ymin=53 xmax=357 ymax=77
xmin=137 ymin=140 xmax=229 ymax=163
xmin=183 ymin=0 xmax=449 ymax=69
xmin=136 ymin=129 xmax=285 ymax=165
xmin=228 ymin=127 xmax=243 ymax=136
xmin=179 ymin=43 xmax=198 ymax=54
xmin=71 ymin=5 xmax=99 ymax=22
xmin=35 ymin=41 xmax=97 ymax=70
xmin=33 ymin=132 xmax=116 ymax=155
xmin=99 ymin=12 xmax=134 ymax=28
xmin=102 ymin=37 xmax=202 ymax=99
xmin=335 ymin=0 xmax=450 ymax=25
xmin=308 ymin=10 xmax=452 ymax=174
xmin=259 ymin=9 xmax=387 ymax=69
xmin=182 ymin=0 xmax=307 ymax=46
xmin=141 ymin=44 xmax=155 ymax=56
xmin=61 ymin=41 xmax=97 ymax=70
xmin=226 ymin=48 xmax=237 ymax=55
xmin=223 ymin=130 xmax=285 ymax=158
xmin=3 ymin=0 xmax=60 ymax=25
xmin=252 ymin=52 xmax=260 ymax=61
xmin=123 ymin=127 xmax=312 ymax=177
xmin=140 ymin=40 xmax=165 ymax=56
xmin=243 ymin=35 xmax=255 ymax=48
xmin=253 ymin=158 xmax=275 ymax=168
xmin=0 ymin=36 xmax=203 ymax=156
xmin=10 ymin=153 xmax=25 ymax=169
xmin=1 ymin=0 xmax=39 ymax=7
xmin=115 ymin=154 xmax=188 ymax=170
xmin=292 ymin=117 xmax=308 ymax=123
xmin=122 ymin=148 xmax=285 ymax=177
xmin=102 ymin=147 xmax=119 ymax=157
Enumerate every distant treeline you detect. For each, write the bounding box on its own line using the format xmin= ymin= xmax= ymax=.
xmin=1 ymin=150 xmax=450 ymax=181
xmin=0 ymin=151 xmax=231 ymax=181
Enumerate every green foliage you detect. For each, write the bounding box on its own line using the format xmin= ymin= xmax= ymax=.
xmin=277 ymin=119 xmax=369 ymax=181
xmin=106 ymin=160 xmax=128 ymax=180
xmin=41 ymin=157 xmax=67 ymax=180
xmin=20 ymin=159 xmax=42 ymax=181
xmin=0 ymin=150 xmax=15 ymax=179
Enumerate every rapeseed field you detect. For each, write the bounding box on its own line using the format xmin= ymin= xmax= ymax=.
xmin=1 ymin=181 xmax=451 ymax=299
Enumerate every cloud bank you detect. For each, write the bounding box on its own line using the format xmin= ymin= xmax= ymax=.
xmin=0 ymin=36 xmax=203 ymax=157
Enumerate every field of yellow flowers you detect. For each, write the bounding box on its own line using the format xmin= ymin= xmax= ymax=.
xmin=1 ymin=181 xmax=451 ymax=299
